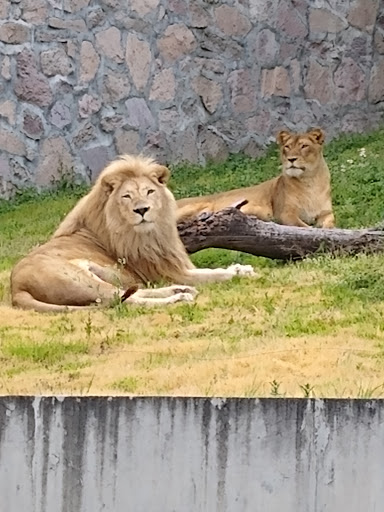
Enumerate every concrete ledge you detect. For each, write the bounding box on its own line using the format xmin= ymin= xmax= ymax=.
xmin=1 ymin=397 xmax=383 ymax=511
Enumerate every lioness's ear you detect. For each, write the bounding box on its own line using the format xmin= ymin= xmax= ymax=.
xmin=308 ymin=128 xmax=325 ymax=145
xmin=152 ymin=165 xmax=170 ymax=185
xmin=276 ymin=131 xmax=291 ymax=146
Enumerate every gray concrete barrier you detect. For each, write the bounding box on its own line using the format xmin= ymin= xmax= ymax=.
xmin=0 ymin=397 xmax=383 ymax=511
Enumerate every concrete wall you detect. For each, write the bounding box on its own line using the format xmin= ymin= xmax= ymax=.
xmin=0 ymin=0 xmax=384 ymax=197
xmin=1 ymin=397 xmax=384 ymax=511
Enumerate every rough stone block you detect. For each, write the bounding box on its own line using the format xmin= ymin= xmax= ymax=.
xmin=114 ymin=129 xmax=140 ymax=155
xmin=100 ymin=114 xmax=124 ymax=133
xmin=63 ymin=0 xmax=90 ymax=12
xmin=229 ymin=69 xmax=255 ymax=113
xmin=40 ymin=47 xmax=73 ymax=76
xmin=304 ymin=60 xmax=334 ymax=103
xmin=0 ymin=22 xmax=30 ymax=44
xmin=276 ymin=2 xmax=308 ymax=39
xmin=125 ymin=98 xmax=155 ymax=129
xmin=192 ymin=76 xmax=223 ymax=114
xmin=215 ymin=5 xmax=252 ymax=36
xmin=80 ymin=146 xmax=111 ymax=180
xmin=369 ymin=57 xmax=384 ymax=103
xmin=374 ymin=29 xmax=384 ymax=54
xmin=309 ymin=8 xmax=347 ymax=33
xmin=48 ymin=17 xmax=87 ymax=31
xmin=199 ymin=129 xmax=229 ymax=163
xmin=95 ymin=27 xmax=124 ymax=63
xmin=35 ymin=136 xmax=74 ymax=186
xmin=334 ymin=58 xmax=366 ymax=104
xmin=50 ymin=100 xmax=72 ymax=129
xmin=1 ymin=57 xmax=11 ymax=81
xmin=158 ymin=24 xmax=196 ymax=62
xmin=0 ymin=100 xmax=16 ymax=126
xmin=21 ymin=0 xmax=48 ymax=24
xmin=0 ymin=130 xmax=27 ymax=157
xmin=248 ymin=28 xmax=279 ymax=66
xmin=87 ymin=8 xmax=106 ymax=28
xmin=72 ymin=123 xmax=96 ymax=148
xmin=22 ymin=110 xmax=45 ymax=140
xmin=261 ymin=67 xmax=291 ymax=98
xmin=149 ymin=68 xmax=176 ymax=102
xmin=130 ymin=0 xmax=160 ymax=16
xmin=101 ymin=71 xmax=131 ymax=103
xmin=348 ymin=0 xmax=379 ymax=33
xmin=78 ymin=94 xmax=102 ymax=118
xmin=80 ymin=41 xmax=100 ymax=82
xmin=14 ymin=49 xmax=53 ymax=108
xmin=125 ymin=34 xmax=151 ymax=91
xmin=190 ymin=3 xmax=210 ymax=28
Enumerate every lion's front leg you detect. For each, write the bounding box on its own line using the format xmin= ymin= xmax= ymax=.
xmin=182 ymin=264 xmax=256 ymax=284
xmin=133 ymin=285 xmax=198 ymax=299
xmin=124 ymin=289 xmax=196 ymax=306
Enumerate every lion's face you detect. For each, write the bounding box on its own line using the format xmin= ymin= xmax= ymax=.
xmin=114 ymin=175 xmax=168 ymax=231
xmin=99 ymin=159 xmax=175 ymax=235
xmin=277 ymin=129 xmax=325 ymax=178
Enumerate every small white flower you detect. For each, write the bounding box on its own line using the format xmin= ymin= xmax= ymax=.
xmin=359 ymin=147 xmax=366 ymax=158
xmin=346 ymin=159 xmax=354 ymax=164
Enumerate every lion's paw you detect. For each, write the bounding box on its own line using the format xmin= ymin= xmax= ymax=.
xmin=169 ymin=285 xmax=199 ymax=297
xmin=170 ymin=292 xmax=196 ymax=304
xmin=227 ymin=264 xmax=256 ymax=277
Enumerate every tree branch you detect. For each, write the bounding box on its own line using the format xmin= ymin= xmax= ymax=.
xmin=177 ymin=207 xmax=384 ymax=260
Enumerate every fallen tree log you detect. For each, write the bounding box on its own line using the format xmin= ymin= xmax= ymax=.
xmin=177 ymin=207 xmax=384 ymax=260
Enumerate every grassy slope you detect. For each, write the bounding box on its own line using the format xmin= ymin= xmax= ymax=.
xmin=1 ymin=129 xmax=384 ymax=397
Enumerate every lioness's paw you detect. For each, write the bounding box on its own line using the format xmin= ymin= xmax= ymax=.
xmin=169 ymin=285 xmax=199 ymax=297
xmin=227 ymin=264 xmax=256 ymax=277
xmin=170 ymin=292 xmax=195 ymax=304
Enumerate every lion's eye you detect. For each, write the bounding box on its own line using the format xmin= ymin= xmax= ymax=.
xmin=284 ymin=145 xmax=291 ymax=151
xmin=301 ymin=144 xmax=309 ymax=149
xmin=122 ymin=193 xmax=131 ymax=199
xmin=147 ymin=189 xmax=155 ymax=195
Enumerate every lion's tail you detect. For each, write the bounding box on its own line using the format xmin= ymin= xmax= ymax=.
xmin=12 ymin=286 xmax=139 ymax=313
xmin=12 ymin=291 xmax=91 ymax=312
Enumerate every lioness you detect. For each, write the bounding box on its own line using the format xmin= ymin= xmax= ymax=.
xmin=11 ymin=155 xmax=254 ymax=312
xmin=176 ymin=128 xmax=335 ymax=228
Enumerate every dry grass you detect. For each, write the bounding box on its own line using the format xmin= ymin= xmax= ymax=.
xmin=2 ymin=255 xmax=384 ymax=397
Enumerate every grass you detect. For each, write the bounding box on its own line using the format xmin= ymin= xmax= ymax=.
xmin=1 ymin=129 xmax=384 ymax=396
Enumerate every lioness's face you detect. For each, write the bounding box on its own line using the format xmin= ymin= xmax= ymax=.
xmin=116 ymin=176 xmax=167 ymax=231
xmin=277 ymin=129 xmax=325 ymax=178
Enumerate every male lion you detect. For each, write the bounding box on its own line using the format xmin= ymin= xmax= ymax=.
xmin=11 ymin=155 xmax=254 ymax=312
xmin=176 ymin=128 xmax=335 ymax=228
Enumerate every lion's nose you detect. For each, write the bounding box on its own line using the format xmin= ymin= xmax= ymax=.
xmin=288 ymin=157 xmax=298 ymax=163
xmin=134 ymin=206 xmax=150 ymax=217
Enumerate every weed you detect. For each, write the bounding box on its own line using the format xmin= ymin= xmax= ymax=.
xmin=299 ymin=383 xmax=315 ymax=398
xmin=112 ymin=376 xmax=140 ymax=393
xmin=2 ymin=339 xmax=89 ymax=366
xmin=270 ymin=379 xmax=284 ymax=397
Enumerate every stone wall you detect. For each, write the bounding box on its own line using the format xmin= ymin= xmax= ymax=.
xmin=0 ymin=0 xmax=384 ymax=196
xmin=1 ymin=397 xmax=384 ymax=511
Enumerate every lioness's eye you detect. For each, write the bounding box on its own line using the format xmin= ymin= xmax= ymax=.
xmin=122 ymin=193 xmax=131 ymax=199
xmin=147 ymin=189 xmax=155 ymax=195
xmin=301 ymin=144 xmax=309 ymax=149
xmin=284 ymin=145 xmax=290 ymax=150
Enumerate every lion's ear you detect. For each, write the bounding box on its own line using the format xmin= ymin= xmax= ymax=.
xmin=152 ymin=165 xmax=170 ymax=185
xmin=308 ymin=128 xmax=325 ymax=145
xmin=100 ymin=175 xmax=121 ymax=195
xmin=276 ymin=130 xmax=291 ymax=146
